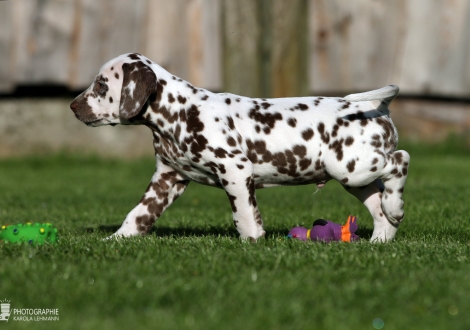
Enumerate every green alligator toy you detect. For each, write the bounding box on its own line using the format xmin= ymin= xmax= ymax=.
xmin=0 ymin=223 xmax=58 ymax=245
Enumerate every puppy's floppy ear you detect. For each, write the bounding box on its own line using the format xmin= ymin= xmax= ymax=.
xmin=119 ymin=61 xmax=157 ymax=119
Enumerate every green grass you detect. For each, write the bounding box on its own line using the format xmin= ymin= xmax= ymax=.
xmin=1 ymin=140 xmax=470 ymax=330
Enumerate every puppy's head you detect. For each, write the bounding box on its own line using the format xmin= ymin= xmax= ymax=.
xmin=70 ymin=53 xmax=157 ymax=127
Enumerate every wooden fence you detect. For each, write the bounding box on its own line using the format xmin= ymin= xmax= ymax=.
xmin=1 ymin=0 xmax=470 ymax=98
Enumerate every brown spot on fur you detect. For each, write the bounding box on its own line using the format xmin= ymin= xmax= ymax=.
xmin=299 ymin=158 xmax=312 ymax=171
xmin=347 ymin=160 xmax=356 ymax=173
xmin=287 ymin=118 xmax=297 ymax=127
xmin=332 ymin=125 xmax=339 ymax=137
xmin=227 ymin=117 xmax=235 ymax=130
xmin=345 ymin=136 xmax=354 ymax=146
xmin=329 ymin=139 xmax=344 ymax=161
xmin=314 ymin=159 xmax=323 ymax=171
xmin=226 ymin=193 xmax=237 ymax=213
xmin=293 ymin=145 xmax=307 ymax=158
xmin=298 ymin=103 xmax=308 ymax=110
xmin=186 ymin=105 xmax=204 ymax=133
xmin=261 ymin=102 xmax=271 ymax=109
xmin=395 ymin=152 xmax=403 ymax=164
xmin=168 ymin=93 xmax=175 ymax=103
xmin=301 ymin=128 xmax=314 ymax=141
xmin=248 ymin=109 xmax=283 ymax=129
xmin=370 ymin=134 xmax=382 ymax=148
xmin=177 ymin=95 xmax=187 ymax=104
xmin=128 ymin=53 xmax=140 ymax=60
xmin=317 ymin=123 xmax=330 ymax=144
xmin=227 ymin=137 xmax=237 ymax=146
xmin=214 ymin=148 xmax=228 ymax=158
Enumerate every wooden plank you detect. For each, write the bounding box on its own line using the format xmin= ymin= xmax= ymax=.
xmin=271 ymin=0 xmax=308 ymax=97
xmin=103 ymin=0 xmax=147 ymax=59
xmin=310 ymin=0 xmax=470 ymax=97
xmin=68 ymin=0 xmax=147 ymax=89
xmin=0 ymin=1 xmax=14 ymax=92
xmin=143 ymin=0 xmax=191 ymax=82
xmin=222 ymin=0 xmax=262 ymax=97
xmin=143 ymin=0 xmax=222 ymax=90
xmin=222 ymin=0 xmax=308 ymax=98
xmin=2 ymin=0 xmax=470 ymax=97
xmin=9 ymin=0 xmax=37 ymax=86
xmin=399 ymin=0 xmax=470 ymax=97
xmin=187 ymin=0 xmax=222 ymax=90
xmin=200 ymin=0 xmax=222 ymax=91
xmin=68 ymin=0 xmax=110 ymax=89
xmin=310 ymin=0 xmax=408 ymax=93
xmin=13 ymin=0 xmax=75 ymax=85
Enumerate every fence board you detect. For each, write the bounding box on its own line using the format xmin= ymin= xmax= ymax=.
xmin=68 ymin=0 xmax=147 ymax=89
xmin=309 ymin=0 xmax=470 ymax=97
xmin=0 ymin=1 xmax=13 ymax=92
xmin=310 ymin=0 xmax=409 ymax=92
xmin=1 ymin=0 xmax=470 ymax=97
xmin=13 ymin=0 xmax=74 ymax=85
xmin=399 ymin=0 xmax=470 ymax=96
xmin=222 ymin=0 xmax=262 ymax=97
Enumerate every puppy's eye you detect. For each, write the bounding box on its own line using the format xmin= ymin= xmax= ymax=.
xmin=94 ymin=80 xmax=109 ymax=96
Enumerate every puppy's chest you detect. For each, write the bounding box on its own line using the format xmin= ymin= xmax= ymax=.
xmin=152 ymin=130 xmax=221 ymax=185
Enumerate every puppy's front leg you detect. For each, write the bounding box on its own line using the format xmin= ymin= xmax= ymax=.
xmin=111 ymin=164 xmax=188 ymax=238
xmin=220 ymin=162 xmax=265 ymax=241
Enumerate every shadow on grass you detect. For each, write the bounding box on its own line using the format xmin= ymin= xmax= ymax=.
xmin=84 ymin=224 xmax=374 ymax=240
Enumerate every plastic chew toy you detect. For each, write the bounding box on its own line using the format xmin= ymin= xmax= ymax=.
xmin=0 ymin=223 xmax=58 ymax=245
xmin=287 ymin=216 xmax=359 ymax=242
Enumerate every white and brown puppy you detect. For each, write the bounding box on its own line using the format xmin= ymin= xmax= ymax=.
xmin=70 ymin=53 xmax=409 ymax=242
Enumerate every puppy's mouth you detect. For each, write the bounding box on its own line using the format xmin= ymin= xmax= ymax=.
xmin=84 ymin=119 xmax=118 ymax=127
xmin=84 ymin=119 xmax=104 ymax=127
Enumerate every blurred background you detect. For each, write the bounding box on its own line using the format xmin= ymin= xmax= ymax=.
xmin=0 ymin=0 xmax=469 ymax=158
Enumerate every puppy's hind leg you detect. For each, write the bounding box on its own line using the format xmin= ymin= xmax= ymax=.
xmin=344 ymin=179 xmax=398 ymax=242
xmin=380 ymin=150 xmax=410 ymax=227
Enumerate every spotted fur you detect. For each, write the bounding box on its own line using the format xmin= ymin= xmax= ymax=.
xmin=70 ymin=53 xmax=410 ymax=242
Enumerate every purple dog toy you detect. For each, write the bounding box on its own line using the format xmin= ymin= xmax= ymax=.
xmin=287 ymin=216 xmax=359 ymax=242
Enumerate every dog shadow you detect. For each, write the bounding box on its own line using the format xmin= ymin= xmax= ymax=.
xmin=85 ymin=224 xmax=374 ymax=240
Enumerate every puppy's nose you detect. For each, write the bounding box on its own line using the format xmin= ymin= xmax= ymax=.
xmin=70 ymin=101 xmax=78 ymax=112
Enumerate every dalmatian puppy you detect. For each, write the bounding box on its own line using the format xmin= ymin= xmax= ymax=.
xmin=70 ymin=53 xmax=409 ymax=242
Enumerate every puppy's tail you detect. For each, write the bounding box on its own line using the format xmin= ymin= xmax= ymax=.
xmin=344 ymin=85 xmax=399 ymax=107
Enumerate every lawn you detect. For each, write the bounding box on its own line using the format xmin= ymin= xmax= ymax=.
xmin=0 ymin=140 xmax=469 ymax=329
